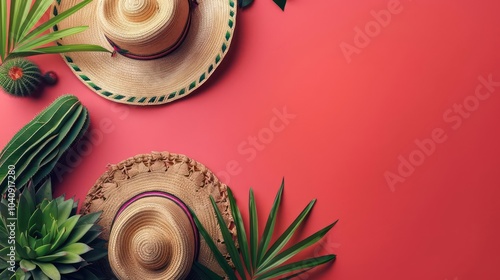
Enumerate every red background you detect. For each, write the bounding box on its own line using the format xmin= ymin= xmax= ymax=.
xmin=2 ymin=0 xmax=500 ymax=279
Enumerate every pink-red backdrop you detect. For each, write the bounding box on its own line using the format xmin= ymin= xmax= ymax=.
xmin=2 ymin=0 xmax=500 ymax=279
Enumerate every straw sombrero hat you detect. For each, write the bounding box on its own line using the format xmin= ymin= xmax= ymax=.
xmin=53 ymin=0 xmax=236 ymax=105
xmin=81 ymin=151 xmax=235 ymax=279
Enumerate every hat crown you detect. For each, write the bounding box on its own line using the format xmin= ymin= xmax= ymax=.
xmin=132 ymin=229 xmax=171 ymax=270
xmin=98 ymin=0 xmax=191 ymax=58
xmin=109 ymin=196 xmax=196 ymax=279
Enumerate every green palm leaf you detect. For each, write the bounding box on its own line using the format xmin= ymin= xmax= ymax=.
xmin=257 ymin=179 xmax=284 ymax=265
xmin=191 ymin=208 xmax=238 ymax=280
xmin=249 ymin=189 xmax=259 ymax=270
xmin=194 ymin=179 xmax=337 ymax=279
xmin=0 ymin=0 xmax=108 ymax=64
xmin=227 ymin=188 xmax=252 ymax=273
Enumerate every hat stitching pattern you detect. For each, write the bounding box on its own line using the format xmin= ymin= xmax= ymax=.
xmin=52 ymin=0 xmax=236 ymax=105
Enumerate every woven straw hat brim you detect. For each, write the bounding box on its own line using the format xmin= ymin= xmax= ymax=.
xmin=53 ymin=0 xmax=236 ymax=106
xmin=81 ymin=152 xmax=235 ymax=279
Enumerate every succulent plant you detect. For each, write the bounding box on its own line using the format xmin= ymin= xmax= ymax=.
xmin=0 ymin=95 xmax=90 ymax=194
xmin=0 ymin=58 xmax=42 ymax=96
xmin=193 ymin=179 xmax=338 ymax=279
xmin=0 ymin=179 xmax=107 ymax=280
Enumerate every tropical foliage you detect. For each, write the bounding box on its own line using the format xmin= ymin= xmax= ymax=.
xmin=0 ymin=95 xmax=90 ymax=194
xmin=193 ymin=179 xmax=337 ymax=279
xmin=0 ymin=179 xmax=107 ymax=280
xmin=0 ymin=0 xmax=108 ymax=65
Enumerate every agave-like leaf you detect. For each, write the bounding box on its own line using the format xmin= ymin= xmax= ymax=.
xmin=63 ymin=224 xmax=93 ymax=246
xmin=20 ymin=259 xmax=36 ymax=272
xmin=33 ymin=261 xmax=60 ymax=280
xmin=55 ymin=252 xmax=84 ymax=264
xmin=17 ymin=0 xmax=56 ymax=42
xmin=58 ymin=243 xmax=92 ymax=256
xmin=56 ymin=200 xmax=75 ymax=227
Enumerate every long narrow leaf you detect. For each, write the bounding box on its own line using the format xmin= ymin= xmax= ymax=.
xmin=209 ymin=196 xmax=247 ymax=280
xmin=190 ymin=208 xmax=238 ymax=280
xmin=193 ymin=262 xmax=225 ymax=279
xmin=249 ymin=189 xmax=259 ymax=269
xmin=259 ymin=220 xmax=338 ymax=273
xmin=258 ymin=199 xmax=316 ymax=270
xmin=0 ymin=0 xmax=7 ymax=60
xmin=257 ymin=179 xmax=285 ymax=265
xmin=279 ymin=268 xmax=314 ymax=280
xmin=8 ymin=0 xmax=21 ymax=52
xmin=20 ymin=0 xmax=93 ymax=45
xmin=9 ymin=44 xmax=110 ymax=59
xmin=256 ymin=255 xmax=335 ymax=280
xmin=16 ymin=26 xmax=89 ymax=51
xmin=227 ymin=188 xmax=252 ymax=274
xmin=14 ymin=0 xmax=31 ymax=43
xmin=17 ymin=0 xmax=54 ymax=41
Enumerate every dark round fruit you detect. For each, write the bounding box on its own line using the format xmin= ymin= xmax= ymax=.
xmin=43 ymin=71 xmax=59 ymax=86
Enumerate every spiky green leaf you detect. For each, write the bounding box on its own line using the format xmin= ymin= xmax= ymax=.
xmin=191 ymin=208 xmax=238 ymax=280
xmin=259 ymin=199 xmax=317 ymax=270
xmin=227 ymin=188 xmax=252 ymax=273
xmin=257 ymin=179 xmax=284 ymax=265
xmin=256 ymin=255 xmax=335 ymax=280
xmin=210 ymin=196 xmax=246 ymax=280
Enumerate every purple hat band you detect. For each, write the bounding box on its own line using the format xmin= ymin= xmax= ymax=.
xmin=114 ymin=191 xmax=200 ymax=261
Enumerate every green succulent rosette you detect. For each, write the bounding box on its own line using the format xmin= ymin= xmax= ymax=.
xmin=0 ymin=179 xmax=107 ymax=280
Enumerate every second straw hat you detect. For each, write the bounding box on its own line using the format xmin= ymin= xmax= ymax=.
xmin=81 ymin=152 xmax=235 ymax=279
xmin=53 ymin=0 xmax=236 ymax=105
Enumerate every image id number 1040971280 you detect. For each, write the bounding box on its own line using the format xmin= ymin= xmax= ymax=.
xmin=6 ymin=165 xmax=17 ymax=273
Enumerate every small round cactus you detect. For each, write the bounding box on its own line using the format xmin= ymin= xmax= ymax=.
xmin=0 ymin=58 xmax=43 ymax=97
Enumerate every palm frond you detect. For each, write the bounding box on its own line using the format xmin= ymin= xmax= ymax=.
xmin=0 ymin=0 xmax=109 ymax=64
xmin=194 ymin=179 xmax=337 ymax=279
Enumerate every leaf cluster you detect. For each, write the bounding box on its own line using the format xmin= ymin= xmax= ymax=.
xmin=0 ymin=180 xmax=107 ymax=280
xmin=193 ymin=179 xmax=337 ymax=279
xmin=0 ymin=0 xmax=109 ymax=65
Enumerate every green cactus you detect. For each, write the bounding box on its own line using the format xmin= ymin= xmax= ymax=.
xmin=0 ymin=58 xmax=42 ymax=97
xmin=0 ymin=179 xmax=107 ymax=280
xmin=0 ymin=95 xmax=90 ymax=194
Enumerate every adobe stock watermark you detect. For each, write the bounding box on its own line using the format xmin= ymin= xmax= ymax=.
xmin=5 ymin=165 xmax=17 ymax=273
xmin=385 ymin=74 xmax=500 ymax=192
xmin=216 ymin=106 xmax=296 ymax=184
xmin=52 ymin=104 xmax=130 ymax=183
xmin=294 ymin=234 xmax=340 ymax=279
xmin=339 ymin=0 xmax=409 ymax=63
